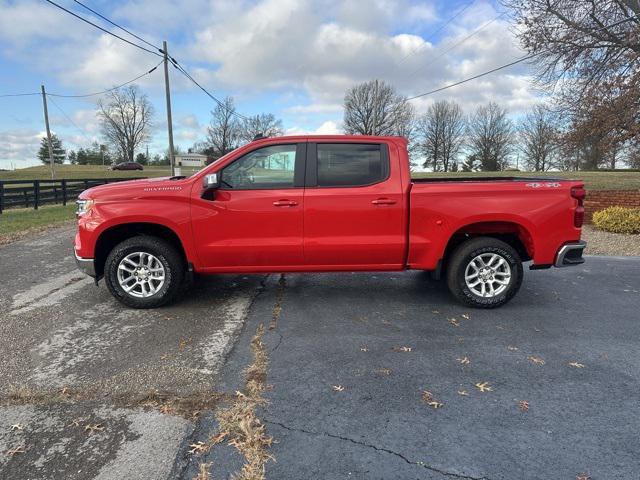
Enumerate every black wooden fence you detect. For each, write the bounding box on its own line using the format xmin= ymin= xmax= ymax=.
xmin=0 ymin=178 xmax=142 ymax=214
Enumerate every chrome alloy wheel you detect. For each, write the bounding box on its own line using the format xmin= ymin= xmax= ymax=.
xmin=464 ymin=253 xmax=512 ymax=298
xmin=117 ymin=252 xmax=165 ymax=298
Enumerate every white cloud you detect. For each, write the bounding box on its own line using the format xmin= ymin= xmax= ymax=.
xmin=0 ymin=129 xmax=44 ymax=167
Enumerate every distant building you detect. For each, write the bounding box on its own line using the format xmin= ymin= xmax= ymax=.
xmin=175 ymin=153 xmax=208 ymax=168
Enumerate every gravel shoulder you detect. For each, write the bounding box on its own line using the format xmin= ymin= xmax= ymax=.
xmin=582 ymin=224 xmax=640 ymax=256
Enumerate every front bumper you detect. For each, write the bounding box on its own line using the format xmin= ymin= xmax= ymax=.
xmin=74 ymin=249 xmax=96 ymax=277
xmin=554 ymin=240 xmax=587 ymax=267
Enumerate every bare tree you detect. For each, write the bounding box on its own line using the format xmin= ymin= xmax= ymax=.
xmin=417 ymin=100 xmax=465 ymax=172
xmin=519 ymin=105 xmax=559 ymax=171
xmin=503 ymin=0 xmax=640 ymax=163
xmin=239 ymin=113 xmax=284 ymax=144
xmin=343 ymin=79 xmax=415 ymax=137
xmin=97 ymin=85 xmax=153 ymax=162
xmin=206 ymin=96 xmax=241 ymax=158
xmin=467 ymin=102 xmax=513 ymax=171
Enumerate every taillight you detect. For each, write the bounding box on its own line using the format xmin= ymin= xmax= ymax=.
xmin=571 ymin=186 xmax=585 ymax=228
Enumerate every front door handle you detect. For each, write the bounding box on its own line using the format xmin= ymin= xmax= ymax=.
xmin=371 ymin=198 xmax=396 ymax=205
xmin=273 ymin=200 xmax=298 ymax=207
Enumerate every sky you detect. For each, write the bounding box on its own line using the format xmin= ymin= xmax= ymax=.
xmin=0 ymin=0 xmax=540 ymax=169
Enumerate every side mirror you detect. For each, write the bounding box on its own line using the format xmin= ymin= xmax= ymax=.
xmin=203 ymin=173 xmax=220 ymax=190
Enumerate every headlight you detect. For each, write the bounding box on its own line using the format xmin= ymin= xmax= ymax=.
xmin=75 ymin=199 xmax=95 ymax=217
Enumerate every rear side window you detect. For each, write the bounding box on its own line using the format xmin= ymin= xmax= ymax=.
xmin=316 ymin=143 xmax=387 ymax=187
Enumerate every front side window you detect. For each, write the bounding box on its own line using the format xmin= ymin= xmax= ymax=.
xmin=221 ymin=145 xmax=296 ymax=189
xmin=317 ymin=144 xmax=386 ymax=187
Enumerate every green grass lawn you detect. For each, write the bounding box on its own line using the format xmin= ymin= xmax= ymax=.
xmin=0 ymin=164 xmax=201 ymax=181
xmin=411 ymin=170 xmax=640 ymax=191
xmin=0 ymin=204 xmax=76 ymax=243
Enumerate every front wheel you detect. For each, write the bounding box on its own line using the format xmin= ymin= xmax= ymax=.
xmin=446 ymin=237 xmax=523 ymax=308
xmin=104 ymin=236 xmax=185 ymax=308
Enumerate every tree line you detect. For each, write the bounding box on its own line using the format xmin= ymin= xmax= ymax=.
xmin=342 ymin=79 xmax=579 ymax=172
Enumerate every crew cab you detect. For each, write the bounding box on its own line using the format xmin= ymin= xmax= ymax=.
xmin=74 ymin=135 xmax=586 ymax=309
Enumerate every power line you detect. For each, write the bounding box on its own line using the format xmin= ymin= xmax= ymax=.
xmin=1 ymin=62 xmax=161 ymax=100
xmin=395 ymin=0 xmax=477 ymax=67
xmin=42 ymin=0 xmax=249 ymax=122
xmin=47 ymin=95 xmax=94 ymax=144
xmin=42 ymin=0 xmax=162 ymax=57
xmin=406 ymin=54 xmax=535 ymax=100
xmin=406 ymin=12 xmax=505 ymax=78
xmin=170 ymin=58 xmax=251 ymax=121
xmin=47 ymin=61 xmax=162 ymax=98
xmin=0 ymin=92 xmax=40 ymax=98
xmin=405 ymin=14 xmax=640 ymax=101
xmin=72 ymin=0 xmax=162 ymax=52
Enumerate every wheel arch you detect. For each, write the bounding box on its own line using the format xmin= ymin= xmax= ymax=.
xmin=441 ymin=220 xmax=534 ymax=272
xmin=94 ymin=222 xmax=188 ymax=279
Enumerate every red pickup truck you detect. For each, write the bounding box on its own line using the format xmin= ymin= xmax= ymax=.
xmin=74 ymin=135 xmax=586 ymax=309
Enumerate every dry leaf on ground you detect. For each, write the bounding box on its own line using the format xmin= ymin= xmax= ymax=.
xmin=84 ymin=424 xmax=104 ymax=434
xmin=475 ymin=382 xmax=493 ymax=393
xmin=392 ymin=346 xmax=412 ymax=352
xmin=189 ymin=441 xmax=209 ymax=455
xmin=194 ymin=462 xmax=211 ymax=480
xmin=6 ymin=446 xmax=25 ymax=456
xmin=528 ymin=356 xmax=545 ymax=366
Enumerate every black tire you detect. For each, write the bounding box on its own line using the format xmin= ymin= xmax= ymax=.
xmin=446 ymin=237 xmax=523 ymax=309
xmin=104 ymin=236 xmax=185 ymax=308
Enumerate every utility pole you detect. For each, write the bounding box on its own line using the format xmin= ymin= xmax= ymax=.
xmin=41 ymin=85 xmax=55 ymax=179
xmin=162 ymin=40 xmax=176 ymax=176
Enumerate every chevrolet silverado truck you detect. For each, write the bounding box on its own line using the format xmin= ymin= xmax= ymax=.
xmin=74 ymin=135 xmax=586 ymax=309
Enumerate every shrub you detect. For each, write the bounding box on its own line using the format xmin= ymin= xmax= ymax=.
xmin=592 ymin=206 xmax=640 ymax=234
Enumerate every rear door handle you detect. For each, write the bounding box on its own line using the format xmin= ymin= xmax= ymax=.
xmin=371 ymin=198 xmax=396 ymax=205
xmin=273 ymin=200 xmax=298 ymax=207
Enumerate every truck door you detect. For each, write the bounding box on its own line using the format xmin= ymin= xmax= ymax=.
xmin=191 ymin=143 xmax=306 ymax=270
xmin=303 ymin=142 xmax=405 ymax=268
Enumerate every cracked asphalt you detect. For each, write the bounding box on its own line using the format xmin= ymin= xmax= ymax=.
xmin=0 ymin=225 xmax=263 ymax=480
xmin=187 ymin=258 xmax=640 ymax=480
xmin=2 ymin=225 xmax=640 ymax=479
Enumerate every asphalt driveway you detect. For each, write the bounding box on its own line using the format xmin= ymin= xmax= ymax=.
xmin=188 ymin=257 xmax=640 ymax=480
xmin=1 ymin=225 xmax=639 ymax=479
xmin=0 ymin=225 xmax=264 ymax=480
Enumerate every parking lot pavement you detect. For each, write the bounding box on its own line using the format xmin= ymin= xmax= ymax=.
xmin=0 ymin=225 xmax=264 ymax=479
xmin=188 ymin=256 xmax=640 ymax=480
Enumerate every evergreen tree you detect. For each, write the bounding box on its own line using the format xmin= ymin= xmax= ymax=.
xmin=37 ymin=134 xmax=66 ymax=164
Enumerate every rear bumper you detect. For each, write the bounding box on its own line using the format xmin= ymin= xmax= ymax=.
xmin=554 ymin=241 xmax=587 ymax=267
xmin=74 ymin=249 xmax=96 ymax=277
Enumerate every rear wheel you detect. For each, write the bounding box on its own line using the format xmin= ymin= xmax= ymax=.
xmin=446 ymin=237 xmax=523 ymax=308
xmin=104 ymin=236 xmax=184 ymax=308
